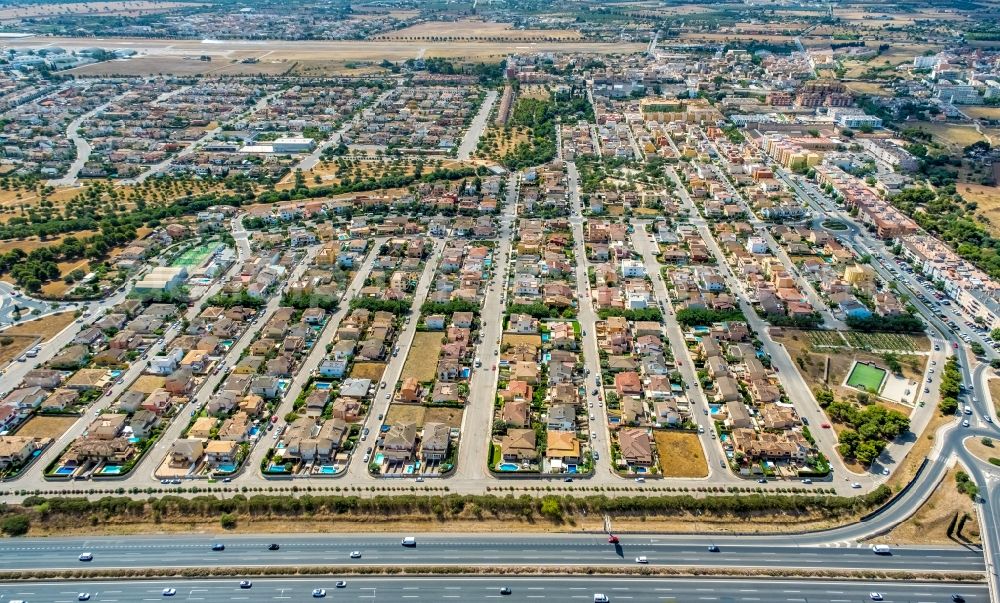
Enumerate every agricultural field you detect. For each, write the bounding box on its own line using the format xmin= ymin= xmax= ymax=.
xmin=400 ymin=332 xmax=444 ymax=382
xmin=375 ymin=20 xmax=583 ymax=41
xmin=654 ymin=431 xmax=708 ymax=478
xmin=806 ymin=330 xmax=928 ymax=352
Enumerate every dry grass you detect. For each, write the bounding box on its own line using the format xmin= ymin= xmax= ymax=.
xmin=502 ymin=334 xmax=541 ymax=347
xmin=131 ymin=375 xmax=167 ymax=394
xmin=399 ymin=332 xmax=443 ymax=382
xmin=350 ymin=362 xmax=386 ymax=381
xmin=15 ymin=415 xmax=78 ymax=439
xmin=0 ymin=334 xmax=39 ymax=366
xmin=960 ymin=184 xmax=1000 ymax=235
xmin=424 ymin=407 xmax=464 ymax=429
xmin=654 ymin=430 xmax=708 ymax=478
xmin=989 ymin=377 xmax=1000 ymax=416
xmin=376 ymin=20 xmax=582 ymax=41
xmin=2 ymin=311 xmax=76 ymax=342
xmin=874 ymin=466 xmax=980 ymax=546
xmin=885 ymin=409 xmax=953 ymax=492
xmin=385 ymin=403 xmax=426 ymax=428
xmin=0 ymin=1 xmax=195 ymax=19
xmin=905 ymin=121 xmax=989 ymax=151
xmin=844 ymin=82 xmax=893 ymax=97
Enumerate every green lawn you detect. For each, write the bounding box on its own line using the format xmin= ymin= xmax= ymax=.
xmin=847 ymin=362 xmax=886 ymax=393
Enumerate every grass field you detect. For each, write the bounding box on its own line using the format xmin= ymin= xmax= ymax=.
xmin=874 ymin=465 xmax=980 ymax=546
xmin=846 ymin=361 xmax=887 ymax=393
xmin=653 ymin=431 xmax=708 ymax=478
xmin=172 ymin=244 xmax=215 ymax=267
xmin=905 ymin=121 xmax=989 ymax=150
xmin=350 ymin=362 xmax=387 ymax=381
xmin=131 ymin=375 xmax=166 ymax=394
xmin=400 ymin=332 xmax=443 ymax=383
xmin=15 ymin=415 xmax=78 ymax=439
xmin=502 ymin=334 xmax=542 ymax=347
xmin=425 ymin=407 xmax=463 ymax=429
xmin=385 ymin=404 xmax=426 ymax=428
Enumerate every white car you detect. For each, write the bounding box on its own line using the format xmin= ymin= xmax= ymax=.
xmin=635 ymin=556 xmax=648 ymax=564
xmin=162 ymin=588 xmax=177 ymax=596
xmin=851 ymin=482 xmax=862 ymax=489
xmin=870 ymin=594 xmax=883 ymax=601
xmin=312 ymin=588 xmax=327 ymax=598
xmin=78 ymin=594 xmax=91 ymax=601
xmin=78 ymin=552 xmax=93 ymax=562
xmin=350 ymin=551 xmax=362 ymax=558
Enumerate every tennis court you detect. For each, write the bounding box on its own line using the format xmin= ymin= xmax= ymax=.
xmin=172 ymin=244 xmax=215 ymax=267
xmin=846 ymin=361 xmax=886 ymax=393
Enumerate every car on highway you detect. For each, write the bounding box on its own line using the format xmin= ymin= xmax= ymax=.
xmin=78 ymin=593 xmax=91 ymax=601
xmin=951 ymin=595 xmax=966 ymax=602
xmin=211 ymin=543 xmax=225 ymax=551
xmin=335 ymin=580 xmax=347 ymax=588
xmin=869 ymin=593 xmax=883 ymax=601
xmin=962 ymin=420 xmax=970 ymax=427
xmin=635 ymin=556 xmax=648 ymax=564
xmin=820 ymin=423 xmax=831 ymax=429
xmin=268 ymin=543 xmax=279 ymax=550
xmin=593 ymin=595 xmax=609 ymax=603
xmin=350 ymin=551 xmax=362 ymax=558
xmin=239 ymin=580 xmax=252 ymax=589
xmin=162 ymin=588 xmax=177 ymax=596
xmin=707 ymin=545 xmax=719 ymax=552
xmin=402 ymin=536 xmax=416 ymax=547
xmin=78 ymin=552 xmax=93 ymax=561
xmin=500 ymin=586 xmax=512 ymax=595
xmin=312 ymin=588 xmax=326 ymax=598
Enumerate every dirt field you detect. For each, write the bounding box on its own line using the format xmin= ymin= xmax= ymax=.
xmin=15 ymin=415 xmax=79 ymax=439
xmin=399 ymin=332 xmax=443 ymax=383
xmin=990 ymin=377 xmax=1000 ymax=415
xmin=654 ymin=431 xmax=708 ymax=478
xmin=965 ymin=435 xmax=1000 ymax=465
xmin=502 ymin=334 xmax=542 ymax=347
xmin=0 ymin=1 xmax=195 ymax=20
xmin=424 ymin=407 xmax=464 ymax=429
xmin=905 ymin=121 xmax=989 ymax=151
xmin=131 ymin=375 xmax=167 ymax=394
xmin=874 ymin=466 xmax=980 ymax=546
xmin=0 ymin=334 xmax=39 ymax=366
xmin=385 ymin=404 xmax=426 ymax=428
xmin=378 ymin=20 xmax=582 ymax=41
xmin=1 ymin=311 xmax=76 ymax=342
xmin=885 ymin=409 xmax=952 ymax=492
xmin=961 ymin=183 xmax=1000 ymax=235
xmin=844 ymin=82 xmax=893 ymax=97
xmin=350 ymin=362 xmax=386 ymax=381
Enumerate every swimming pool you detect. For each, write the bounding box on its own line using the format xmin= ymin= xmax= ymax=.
xmin=374 ymin=453 xmax=385 ymax=464
xmin=566 ymin=464 xmax=578 ymax=473
xmin=266 ymin=463 xmax=289 ymax=473
xmin=634 ymin=466 xmax=648 ymax=474
xmin=314 ymin=382 xmax=332 ymax=390
xmin=109 ymin=370 xmax=123 ymax=378
xmin=319 ymin=465 xmax=337 ymax=474
xmin=100 ymin=465 xmax=122 ymax=475
xmin=53 ymin=466 xmax=74 ymax=476
xmin=128 ymin=437 xmax=141 ymax=444
xmin=498 ymin=463 xmax=519 ymax=471
xmin=249 ymin=426 xmax=260 ymax=437
xmin=215 ymin=464 xmax=237 ymax=473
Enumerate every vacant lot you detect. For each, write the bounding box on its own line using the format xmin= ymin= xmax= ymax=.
xmin=503 ymin=334 xmax=542 ymax=347
xmin=132 ymin=375 xmax=166 ymax=394
xmin=653 ymin=430 xmax=708 ymax=478
xmin=377 ymin=20 xmax=582 ymax=41
xmin=15 ymin=415 xmax=78 ymax=439
xmin=874 ymin=466 xmax=980 ymax=546
xmin=425 ymin=407 xmax=464 ymax=429
xmin=905 ymin=121 xmax=989 ymax=151
xmin=385 ymin=404 xmax=426 ymax=428
xmin=0 ymin=334 xmax=39 ymax=366
xmin=960 ymin=183 xmax=1000 ymax=234
xmin=400 ymin=332 xmax=443 ymax=382
xmin=990 ymin=377 xmax=1000 ymax=415
xmin=350 ymin=362 xmax=386 ymax=381
xmin=2 ymin=311 xmax=76 ymax=342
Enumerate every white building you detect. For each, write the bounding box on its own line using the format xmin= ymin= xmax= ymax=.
xmin=134 ymin=266 xmax=188 ymax=292
xmin=620 ymin=259 xmax=646 ymax=278
xmin=271 ymin=137 xmax=316 ymax=153
xmin=746 ymin=236 xmax=768 ymax=254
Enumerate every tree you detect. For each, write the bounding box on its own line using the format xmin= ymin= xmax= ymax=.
xmin=1 ymin=514 xmax=30 ymax=536
xmin=220 ymin=513 xmax=237 ymax=529
xmin=971 ymin=341 xmax=985 ymax=357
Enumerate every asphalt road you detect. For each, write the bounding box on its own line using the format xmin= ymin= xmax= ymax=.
xmin=0 ymin=533 xmax=983 ymax=573
xmin=0 ymin=576 xmax=987 ymax=603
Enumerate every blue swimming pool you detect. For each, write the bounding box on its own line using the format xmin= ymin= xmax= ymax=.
xmin=266 ymin=463 xmax=288 ymax=473
xmin=249 ymin=426 xmax=260 ymax=437
xmin=609 ymin=417 xmax=621 ymax=424
xmin=109 ymin=370 xmax=123 ymax=378
xmin=128 ymin=436 xmax=140 ymax=444
xmin=498 ymin=463 xmax=519 ymax=471
xmin=314 ymin=382 xmax=332 ymax=390
xmin=566 ymin=464 xmax=578 ymax=473
xmin=100 ymin=465 xmax=122 ymax=475
xmin=374 ymin=453 xmax=385 ymax=464
xmin=634 ymin=466 xmax=648 ymax=474
xmin=216 ymin=464 xmax=237 ymax=473
xmin=319 ymin=465 xmax=337 ymax=474
xmin=53 ymin=466 xmax=74 ymax=476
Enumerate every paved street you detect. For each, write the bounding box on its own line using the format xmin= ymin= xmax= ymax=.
xmin=457 ymin=89 xmax=498 ymax=161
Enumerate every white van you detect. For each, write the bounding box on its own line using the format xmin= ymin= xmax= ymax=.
xmin=871 ymin=544 xmax=892 ymax=555
xmin=594 ymin=595 xmax=609 ymax=603
xmin=401 ymin=536 xmax=416 ymax=547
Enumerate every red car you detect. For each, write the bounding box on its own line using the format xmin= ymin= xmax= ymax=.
xmin=820 ymin=423 xmax=831 ymax=429
xmin=953 ymin=342 xmax=959 ymax=349
xmin=608 ymin=535 xmax=619 ymax=544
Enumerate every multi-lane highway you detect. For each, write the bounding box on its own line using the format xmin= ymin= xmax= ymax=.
xmin=0 ymin=533 xmax=984 ymax=573
xmin=0 ymin=576 xmax=987 ymax=603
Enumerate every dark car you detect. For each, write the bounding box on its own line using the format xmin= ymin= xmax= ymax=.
xmin=211 ymin=543 xmax=225 ymax=551
xmin=708 ymin=545 xmax=719 ymax=552
xmin=500 ymin=586 xmax=512 ymax=595
xmin=268 ymin=543 xmax=279 ymax=551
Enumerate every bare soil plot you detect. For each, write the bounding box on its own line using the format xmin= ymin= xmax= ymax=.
xmin=960 ymin=184 xmax=1000 ymax=235
xmin=385 ymin=404 xmax=425 ymax=427
xmin=399 ymin=332 xmax=443 ymax=383
xmin=873 ymin=466 xmax=980 ymax=545
xmin=990 ymin=377 xmax=1000 ymax=416
xmin=966 ymin=435 xmax=1000 ymax=465
xmin=844 ymin=82 xmax=893 ymax=97
xmin=2 ymin=312 xmax=76 ymax=342
xmin=502 ymin=334 xmax=542 ymax=347
xmin=654 ymin=430 xmax=708 ymax=478
xmin=0 ymin=334 xmax=39 ymax=365
xmin=350 ymin=362 xmax=387 ymax=381
xmin=424 ymin=407 xmax=464 ymax=429
xmin=377 ymin=20 xmax=583 ymax=41
xmin=132 ymin=375 xmax=167 ymax=394
xmin=14 ymin=415 xmax=78 ymax=439
xmin=904 ymin=121 xmax=989 ymax=151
